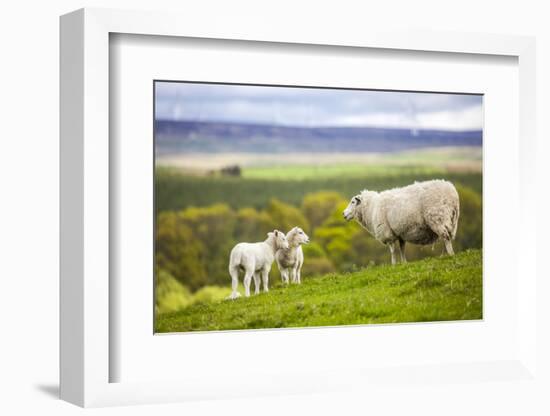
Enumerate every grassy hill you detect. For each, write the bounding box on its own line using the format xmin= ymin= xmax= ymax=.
xmin=155 ymin=249 xmax=482 ymax=333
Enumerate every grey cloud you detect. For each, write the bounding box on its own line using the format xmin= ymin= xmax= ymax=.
xmin=155 ymin=81 xmax=482 ymax=130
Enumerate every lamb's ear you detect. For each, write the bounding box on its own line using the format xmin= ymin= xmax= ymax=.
xmin=354 ymin=195 xmax=362 ymax=205
xmin=267 ymin=232 xmax=274 ymax=238
xmin=274 ymin=230 xmax=279 ymax=236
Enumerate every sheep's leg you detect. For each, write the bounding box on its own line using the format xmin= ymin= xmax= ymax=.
xmin=426 ymin=219 xmax=455 ymax=256
xmin=261 ymin=268 xmax=270 ymax=293
xmin=443 ymin=239 xmax=455 ymax=256
xmin=253 ymin=272 xmax=261 ymax=295
xmin=388 ymin=242 xmax=397 ymax=265
xmin=394 ymin=241 xmax=404 ymax=264
xmin=399 ymin=240 xmax=407 ymax=263
xmin=243 ymin=270 xmax=254 ymax=297
xmin=229 ymin=266 xmax=241 ymax=299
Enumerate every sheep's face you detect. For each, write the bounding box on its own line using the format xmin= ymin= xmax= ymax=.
xmin=289 ymin=227 xmax=310 ymax=246
xmin=269 ymin=230 xmax=289 ymax=250
xmin=343 ymin=194 xmax=362 ymax=221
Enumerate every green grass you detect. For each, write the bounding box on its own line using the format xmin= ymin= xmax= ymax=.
xmin=155 ymin=249 xmax=482 ymax=333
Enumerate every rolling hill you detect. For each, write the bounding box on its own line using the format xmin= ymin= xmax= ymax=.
xmin=155 ymin=249 xmax=482 ymax=333
xmin=155 ymin=120 xmax=483 ymax=154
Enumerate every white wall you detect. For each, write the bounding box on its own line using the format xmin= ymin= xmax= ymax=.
xmin=1 ymin=1 xmax=548 ymax=415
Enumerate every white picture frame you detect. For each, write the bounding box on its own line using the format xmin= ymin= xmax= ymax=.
xmin=60 ymin=7 xmax=538 ymax=408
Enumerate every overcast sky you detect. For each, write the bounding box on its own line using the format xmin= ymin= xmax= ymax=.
xmin=155 ymin=82 xmax=483 ymax=131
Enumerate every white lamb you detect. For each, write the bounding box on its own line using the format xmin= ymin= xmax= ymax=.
xmin=343 ymin=179 xmax=460 ymax=265
xmin=275 ymin=227 xmax=310 ymax=284
xmin=228 ymin=230 xmax=289 ymax=299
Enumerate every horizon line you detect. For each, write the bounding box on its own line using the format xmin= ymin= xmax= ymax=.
xmin=154 ymin=118 xmax=483 ymax=133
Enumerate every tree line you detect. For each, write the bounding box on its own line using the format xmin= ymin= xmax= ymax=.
xmin=156 ymin=185 xmax=482 ymax=295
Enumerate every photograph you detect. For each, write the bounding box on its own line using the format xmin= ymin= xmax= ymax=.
xmin=153 ymin=81 xmax=483 ymax=333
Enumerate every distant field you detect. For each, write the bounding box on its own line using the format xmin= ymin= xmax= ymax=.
xmin=155 ymin=168 xmax=482 ymax=211
xmin=155 ymin=249 xmax=482 ymax=332
xmin=155 ymin=147 xmax=482 ymax=211
xmin=156 ymin=147 xmax=482 ymax=179
xmin=242 ymin=147 xmax=481 ymax=180
xmin=242 ymin=163 xmax=447 ymax=180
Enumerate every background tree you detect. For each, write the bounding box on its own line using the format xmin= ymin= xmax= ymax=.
xmin=265 ymin=198 xmax=310 ymax=233
xmin=454 ymin=184 xmax=483 ymax=251
xmin=313 ymin=202 xmax=362 ymax=270
xmin=155 ymin=269 xmax=193 ymax=314
xmin=301 ymin=191 xmax=346 ymax=230
xmin=180 ymin=203 xmax=237 ymax=285
xmin=235 ymin=207 xmax=276 ymax=242
xmin=301 ymin=242 xmax=336 ymax=276
xmin=156 ymin=212 xmax=207 ymax=290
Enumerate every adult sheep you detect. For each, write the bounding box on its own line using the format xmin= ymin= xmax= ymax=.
xmin=275 ymin=226 xmax=310 ymax=284
xmin=228 ymin=230 xmax=289 ymax=299
xmin=343 ymin=180 xmax=459 ymax=265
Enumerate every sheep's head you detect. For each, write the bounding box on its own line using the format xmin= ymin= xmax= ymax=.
xmin=287 ymin=227 xmax=310 ymax=246
xmin=268 ymin=230 xmax=289 ymax=250
xmin=343 ymin=194 xmax=362 ymax=221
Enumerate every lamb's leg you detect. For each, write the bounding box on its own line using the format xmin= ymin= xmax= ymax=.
xmin=282 ymin=269 xmax=289 ymax=284
xmin=399 ymin=239 xmax=407 ymax=263
xmin=296 ymin=258 xmax=303 ymax=284
xmin=253 ymin=272 xmax=261 ymax=295
xmin=290 ymin=268 xmax=297 ymax=284
xmin=229 ymin=266 xmax=241 ymax=299
xmin=261 ymin=268 xmax=270 ymax=293
xmin=243 ymin=269 xmax=253 ymax=297
xmin=388 ymin=242 xmax=397 ymax=265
